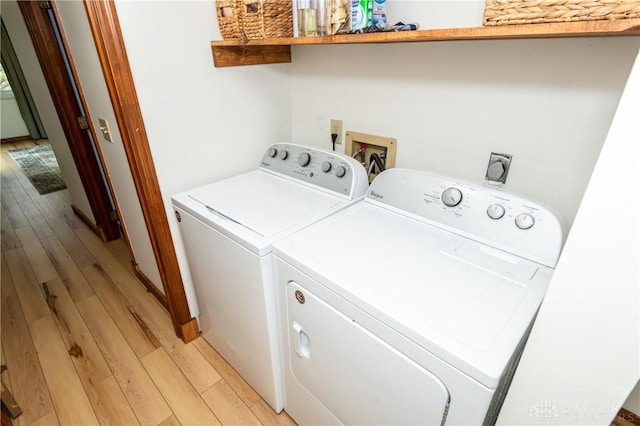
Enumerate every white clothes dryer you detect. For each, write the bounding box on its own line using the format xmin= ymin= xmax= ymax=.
xmin=171 ymin=143 xmax=368 ymax=412
xmin=273 ymin=168 xmax=564 ymax=425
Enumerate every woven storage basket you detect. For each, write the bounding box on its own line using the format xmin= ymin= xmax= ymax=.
xmin=241 ymin=0 xmax=293 ymax=39
xmin=216 ymin=0 xmax=243 ymax=39
xmin=483 ymin=0 xmax=640 ymax=26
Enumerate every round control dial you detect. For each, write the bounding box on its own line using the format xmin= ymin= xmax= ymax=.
xmin=278 ymin=150 xmax=288 ymax=160
xmin=298 ymin=152 xmax=311 ymax=167
xmin=487 ymin=204 xmax=505 ymax=220
xmin=335 ymin=166 xmax=346 ymax=178
xmin=441 ymin=187 xmax=463 ymax=207
xmin=515 ymin=213 xmax=535 ymax=230
xmin=268 ymin=147 xmax=277 ymax=158
xmin=321 ymin=161 xmax=332 ymax=173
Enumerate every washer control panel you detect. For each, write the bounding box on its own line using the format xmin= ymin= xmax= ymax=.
xmin=366 ymin=168 xmax=564 ymax=267
xmin=260 ymin=143 xmax=368 ymax=199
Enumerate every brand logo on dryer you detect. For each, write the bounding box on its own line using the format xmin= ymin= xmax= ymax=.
xmin=370 ymin=190 xmax=384 ymax=199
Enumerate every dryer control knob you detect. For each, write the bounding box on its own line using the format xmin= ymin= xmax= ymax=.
xmin=515 ymin=213 xmax=535 ymax=230
xmin=441 ymin=187 xmax=463 ymax=207
xmin=268 ymin=147 xmax=277 ymax=158
xmin=278 ymin=150 xmax=288 ymax=160
xmin=335 ymin=166 xmax=346 ymax=178
xmin=487 ymin=204 xmax=505 ymax=220
xmin=321 ymin=161 xmax=332 ymax=173
xmin=298 ymin=152 xmax=311 ymax=167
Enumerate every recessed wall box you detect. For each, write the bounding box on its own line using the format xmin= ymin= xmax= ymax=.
xmin=485 ymin=152 xmax=512 ymax=184
xmin=345 ymin=131 xmax=397 ymax=183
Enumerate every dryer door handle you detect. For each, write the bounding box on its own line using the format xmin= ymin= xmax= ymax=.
xmin=292 ymin=322 xmax=311 ymax=359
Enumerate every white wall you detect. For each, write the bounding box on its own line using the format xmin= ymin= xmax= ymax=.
xmin=114 ymin=0 xmax=292 ymax=316
xmin=2 ymin=1 xmax=95 ymax=224
xmin=498 ymin=46 xmax=640 ymax=425
xmin=54 ymin=1 xmax=163 ymax=293
xmin=625 ymin=381 xmax=640 ymax=414
xmin=290 ymin=37 xmax=639 ymax=231
xmin=0 ymin=94 xmax=30 ymax=139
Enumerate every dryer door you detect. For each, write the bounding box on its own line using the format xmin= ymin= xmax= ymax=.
xmin=286 ymin=281 xmax=451 ymax=425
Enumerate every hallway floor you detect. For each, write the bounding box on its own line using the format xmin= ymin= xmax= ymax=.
xmin=0 ymin=139 xmax=296 ymax=425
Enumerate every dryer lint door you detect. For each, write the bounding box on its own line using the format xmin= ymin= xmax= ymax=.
xmin=286 ymin=281 xmax=451 ymax=425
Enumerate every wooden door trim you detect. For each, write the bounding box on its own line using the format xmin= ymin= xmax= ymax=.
xmin=17 ymin=1 xmax=121 ymax=243
xmin=82 ymin=0 xmax=198 ymax=342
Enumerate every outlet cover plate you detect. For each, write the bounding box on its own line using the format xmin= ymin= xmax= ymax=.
xmin=330 ymin=119 xmax=343 ymax=145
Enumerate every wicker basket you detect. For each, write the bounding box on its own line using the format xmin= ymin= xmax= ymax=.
xmin=241 ymin=0 xmax=293 ymax=39
xmin=216 ymin=0 xmax=243 ymax=39
xmin=483 ymin=0 xmax=640 ymax=26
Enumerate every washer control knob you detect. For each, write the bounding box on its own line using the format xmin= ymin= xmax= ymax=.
xmin=321 ymin=161 xmax=332 ymax=173
xmin=441 ymin=187 xmax=463 ymax=207
xmin=335 ymin=166 xmax=346 ymax=178
xmin=298 ymin=152 xmax=311 ymax=167
xmin=487 ymin=204 xmax=505 ymax=220
xmin=278 ymin=150 xmax=288 ymax=160
xmin=515 ymin=213 xmax=535 ymax=230
xmin=268 ymin=147 xmax=277 ymax=158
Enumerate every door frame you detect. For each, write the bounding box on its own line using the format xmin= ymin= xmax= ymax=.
xmin=18 ymin=0 xmax=198 ymax=342
xmin=17 ymin=1 xmax=120 ymax=243
xmin=82 ymin=0 xmax=199 ymax=342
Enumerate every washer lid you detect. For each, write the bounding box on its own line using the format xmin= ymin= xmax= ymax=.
xmin=187 ymin=171 xmax=345 ymax=238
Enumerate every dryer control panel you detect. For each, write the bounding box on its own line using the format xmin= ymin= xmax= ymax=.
xmin=260 ymin=143 xmax=368 ymax=200
xmin=366 ymin=168 xmax=564 ymax=267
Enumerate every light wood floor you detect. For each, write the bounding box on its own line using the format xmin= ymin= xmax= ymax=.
xmin=0 ymin=140 xmax=296 ymax=426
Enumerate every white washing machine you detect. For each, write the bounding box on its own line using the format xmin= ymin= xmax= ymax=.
xmin=171 ymin=143 xmax=368 ymax=412
xmin=273 ymin=168 xmax=564 ymax=425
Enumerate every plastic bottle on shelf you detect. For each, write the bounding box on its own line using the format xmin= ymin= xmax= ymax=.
xmin=372 ymin=0 xmax=386 ymax=24
xmin=350 ymin=0 xmax=372 ymax=30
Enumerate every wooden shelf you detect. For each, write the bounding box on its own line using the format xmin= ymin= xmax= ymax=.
xmin=211 ymin=19 xmax=640 ymax=67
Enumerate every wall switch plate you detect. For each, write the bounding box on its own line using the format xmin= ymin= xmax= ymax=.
xmin=485 ymin=152 xmax=512 ymax=183
xmin=98 ymin=117 xmax=113 ymax=143
xmin=330 ymin=119 xmax=343 ymax=145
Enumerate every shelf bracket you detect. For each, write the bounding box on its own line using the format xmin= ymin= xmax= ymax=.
xmin=211 ymin=45 xmax=291 ymax=67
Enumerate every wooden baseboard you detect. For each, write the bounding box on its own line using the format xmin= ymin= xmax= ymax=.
xmin=133 ymin=264 xmax=169 ymax=311
xmin=71 ymin=204 xmax=120 ymax=243
xmin=73 ymin=201 xmax=193 ymax=340
xmin=71 ymin=204 xmax=99 ymax=234
xmin=133 ymin=264 xmax=199 ymax=342
xmin=1 ymin=135 xmax=32 ymax=145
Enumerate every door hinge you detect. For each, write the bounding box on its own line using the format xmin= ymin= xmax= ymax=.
xmin=77 ymin=116 xmax=89 ymax=130
xmin=109 ymin=210 xmax=119 ymax=222
xmin=38 ymin=1 xmax=52 ymax=9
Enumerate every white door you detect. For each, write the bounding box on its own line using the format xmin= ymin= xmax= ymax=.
xmin=286 ymin=281 xmax=451 ymax=425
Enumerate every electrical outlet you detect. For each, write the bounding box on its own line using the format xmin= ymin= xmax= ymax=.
xmin=330 ymin=119 xmax=343 ymax=145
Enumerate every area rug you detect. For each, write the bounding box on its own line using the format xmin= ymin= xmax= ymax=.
xmin=8 ymin=144 xmax=67 ymax=195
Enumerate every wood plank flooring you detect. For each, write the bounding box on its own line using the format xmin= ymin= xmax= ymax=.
xmin=0 ymin=140 xmax=296 ymax=426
